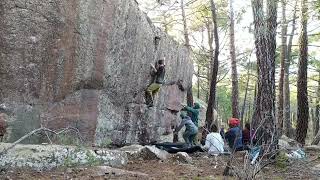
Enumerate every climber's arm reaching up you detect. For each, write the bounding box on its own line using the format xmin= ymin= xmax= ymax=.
xmin=150 ymin=63 xmax=157 ymax=73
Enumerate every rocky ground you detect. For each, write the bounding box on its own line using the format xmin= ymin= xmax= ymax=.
xmin=0 ymin=148 xmax=319 ymax=180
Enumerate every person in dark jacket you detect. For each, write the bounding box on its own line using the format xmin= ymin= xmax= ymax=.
xmin=225 ymin=118 xmax=243 ymax=151
xmin=220 ymin=125 xmax=225 ymax=139
xmin=242 ymin=123 xmax=251 ymax=145
xmin=182 ymin=103 xmax=201 ymax=144
xmin=182 ymin=103 xmax=200 ymax=127
xmin=174 ymin=112 xmax=198 ymax=146
xmin=146 ymin=59 xmax=166 ymax=107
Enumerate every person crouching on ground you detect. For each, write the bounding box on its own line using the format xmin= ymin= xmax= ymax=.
xmin=203 ymin=124 xmax=224 ymax=155
xmin=174 ymin=112 xmax=198 ymax=147
xmin=225 ymin=118 xmax=244 ymax=151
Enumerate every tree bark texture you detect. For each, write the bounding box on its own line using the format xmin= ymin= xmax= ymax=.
xmin=296 ymin=0 xmax=309 ymax=145
xmin=314 ymin=72 xmax=320 ymax=136
xmin=284 ymin=0 xmax=298 ymax=137
xmin=312 ymin=130 xmax=320 ymax=145
xmin=251 ymin=0 xmax=277 ymax=147
xmin=180 ymin=0 xmax=190 ymax=50
xmin=277 ymin=0 xmax=287 ymax=134
xmin=240 ymin=60 xmax=251 ymax=123
xmin=206 ymin=21 xmax=214 ymax=103
xmin=229 ymin=0 xmax=240 ymax=119
xmin=204 ymin=0 xmax=219 ymax=140
xmin=197 ymin=67 xmax=200 ymax=99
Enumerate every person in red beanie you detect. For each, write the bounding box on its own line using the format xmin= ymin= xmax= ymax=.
xmin=225 ymin=118 xmax=243 ymax=151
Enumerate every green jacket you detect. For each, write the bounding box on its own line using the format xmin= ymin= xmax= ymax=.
xmin=183 ymin=105 xmax=200 ymax=127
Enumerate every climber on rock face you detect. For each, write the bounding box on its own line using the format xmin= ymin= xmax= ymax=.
xmin=146 ymin=58 xmax=166 ymax=107
xmin=174 ymin=112 xmax=198 ymax=147
xmin=0 ymin=113 xmax=8 ymax=142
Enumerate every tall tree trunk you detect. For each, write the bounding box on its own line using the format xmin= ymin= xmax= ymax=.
xmin=251 ymin=0 xmax=277 ymax=148
xmin=204 ymin=0 xmax=219 ymax=139
xmin=277 ymin=0 xmax=287 ymax=134
xmin=311 ymin=130 xmax=320 ymax=145
xmin=310 ymin=98 xmax=315 ymax=136
xmin=162 ymin=12 xmax=169 ymax=34
xmin=314 ymin=72 xmax=320 ymax=136
xmin=241 ymin=57 xmax=252 ymax=124
xmin=296 ymin=0 xmax=309 ymax=145
xmin=180 ymin=0 xmax=190 ymax=50
xmin=197 ymin=67 xmax=200 ymax=99
xmin=229 ymin=0 xmax=240 ymax=119
xmin=284 ymin=0 xmax=298 ymax=138
xmin=247 ymin=103 xmax=252 ymax=123
xmin=251 ymin=0 xmax=264 ymax=129
xmin=240 ymin=72 xmax=250 ymax=123
xmin=180 ymin=0 xmax=193 ymax=107
xmin=206 ymin=21 xmax=214 ymax=103
xmin=186 ymin=88 xmax=194 ymax=107
xmin=197 ymin=28 xmax=205 ymax=100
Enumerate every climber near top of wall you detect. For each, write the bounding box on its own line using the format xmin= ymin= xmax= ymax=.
xmin=145 ymin=58 xmax=166 ymax=107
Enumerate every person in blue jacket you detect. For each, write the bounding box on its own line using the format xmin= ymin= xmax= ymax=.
xmin=225 ymin=118 xmax=243 ymax=151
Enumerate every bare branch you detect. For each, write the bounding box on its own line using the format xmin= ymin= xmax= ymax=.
xmin=0 ymin=127 xmax=84 ymax=156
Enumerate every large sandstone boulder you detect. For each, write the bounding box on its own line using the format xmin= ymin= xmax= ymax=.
xmin=279 ymin=135 xmax=301 ymax=150
xmin=120 ymin=144 xmax=169 ymax=160
xmin=0 ymin=143 xmax=128 ymax=170
xmin=0 ymin=0 xmax=193 ymax=145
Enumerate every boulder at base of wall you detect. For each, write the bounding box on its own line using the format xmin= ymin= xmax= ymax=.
xmin=279 ymin=135 xmax=301 ymax=150
xmin=171 ymin=152 xmax=192 ymax=164
xmin=0 ymin=143 xmax=128 ymax=170
xmin=120 ymin=144 xmax=146 ymax=160
xmin=120 ymin=145 xmax=169 ymax=160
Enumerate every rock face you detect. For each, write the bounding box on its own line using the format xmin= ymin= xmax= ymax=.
xmin=0 ymin=0 xmax=193 ymax=145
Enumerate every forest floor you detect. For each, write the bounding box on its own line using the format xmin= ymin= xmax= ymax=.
xmin=1 ymin=149 xmax=319 ymax=180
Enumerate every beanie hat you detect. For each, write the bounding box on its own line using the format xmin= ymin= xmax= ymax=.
xmin=228 ymin=118 xmax=240 ymax=127
xmin=194 ymin=103 xmax=200 ymax=109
